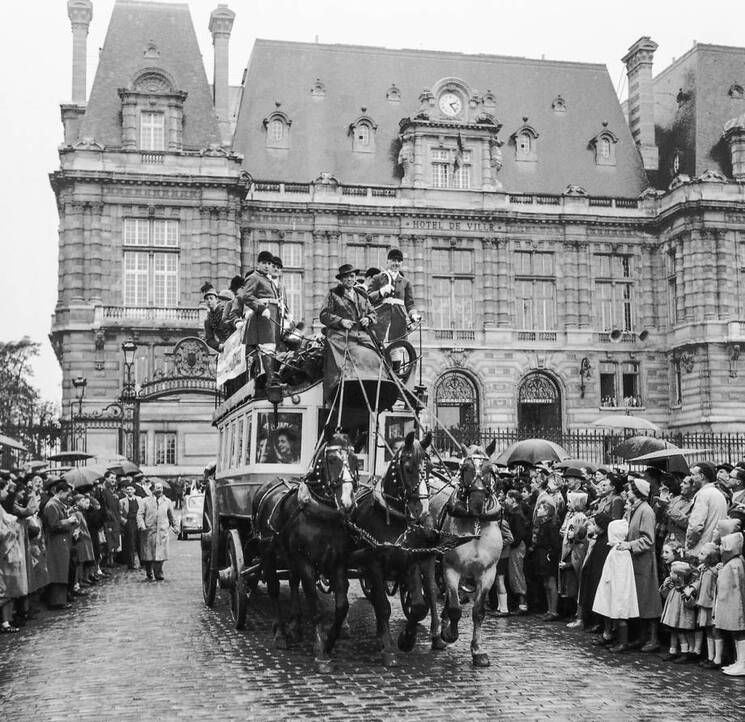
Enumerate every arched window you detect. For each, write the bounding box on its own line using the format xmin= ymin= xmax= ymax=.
xmin=511 ymin=123 xmax=539 ymax=162
xmin=268 ymin=118 xmax=284 ymax=143
xmin=517 ymin=372 xmax=562 ymax=432
xmin=434 ymin=371 xmax=480 ymax=443
xmin=517 ymin=133 xmax=532 ymax=155
xmin=349 ymin=116 xmax=377 ymax=153
xmin=590 ymin=127 xmax=618 ymax=166
xmin=599 ymin=137 xmax=611 ymax=160
xmin=356 ymin=123 xmax=370 ymax=147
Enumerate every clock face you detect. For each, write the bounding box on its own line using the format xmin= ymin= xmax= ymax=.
xmin=439 ymin=92 xmax=463 ymax=117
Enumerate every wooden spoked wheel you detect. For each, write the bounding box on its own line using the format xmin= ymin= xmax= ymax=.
xmin=201 ymin=481 xmax=220 ymax=607
xmin=384 ymin=339 xmax=417 ymax=385
xmin=399 ymin=581 xmax=415 ymax=621
xmin=227 ymin=529 xmax=248 ymax=630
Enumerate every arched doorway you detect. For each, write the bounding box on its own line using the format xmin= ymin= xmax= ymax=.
xmin=434 ymin=371 xmax=480 ymax=443
xmin=517 ymin=372 xmax=562 ymax=433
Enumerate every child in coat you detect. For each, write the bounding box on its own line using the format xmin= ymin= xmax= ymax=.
xmin=715 ymin=531 xmax=745 ymax=676
xmin=691 ymin=542 xmax=721 ymax=668
xmin=592 ymin=518 xmax=638 ymax=652
xmin=71 ymin=494 xmax=96 ymax=593
xmin=559 ymin=492 xmax=589 ymax=605
xmin=531 ymin=501 xmax=562 ymax=621
xmin=660 ymin=558 xmax=697 ymax=662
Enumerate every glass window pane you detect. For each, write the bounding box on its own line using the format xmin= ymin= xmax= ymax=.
xmin=153 ymin=252 xmax=178 ymax=306
xmin=431 ymin=278 xmax=450 ymax=327
xmin=432 ymin=250 xmax=450 ymax=274
xmin=452 ymin=250 xmax=473 ymax=274
xmin=453 ymin=279 xmax=474 ymax=328
xmin=282 ymin=271 xmax=303 ymax=319
xmin=255 ymin=412 xmax=303 ymax=464
xmin=124 ymin=251 xmax=149 ymax=306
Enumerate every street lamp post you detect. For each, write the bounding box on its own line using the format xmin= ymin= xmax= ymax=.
xmin=121 ymin=340 xmax=141 ymax=465
xmin=71 ymin=375 xmax=87 ymax=451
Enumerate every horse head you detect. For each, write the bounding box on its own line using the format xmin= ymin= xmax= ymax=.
xmin=384 ymin=430 xmax=432 ymax=523
xmin=458 ymin=444 xmax=496 ymax=516
xmin=316 ymin=433 xmax=359 ymax=514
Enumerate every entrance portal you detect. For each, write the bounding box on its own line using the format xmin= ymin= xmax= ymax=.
xmin=517 ymin=373 xmax=562 ymax=432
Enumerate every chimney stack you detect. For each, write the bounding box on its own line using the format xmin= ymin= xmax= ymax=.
xmin=67 ymin=0 xmax=93 ymax=104
xmin=622 ymin=36 xmax=659 ymax=173
xmin=209 ymin=4 xmax=236 ymax=145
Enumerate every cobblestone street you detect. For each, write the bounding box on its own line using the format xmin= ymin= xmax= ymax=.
xmin=1 ymin=536 xmax=743 ymax=721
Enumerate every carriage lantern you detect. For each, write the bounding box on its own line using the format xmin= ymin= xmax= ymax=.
xmin=266 ymin=381 xmax=284 ymax=429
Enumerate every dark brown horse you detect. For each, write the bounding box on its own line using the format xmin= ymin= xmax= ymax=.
xmin=254 ymin=433 xmax=358 ymax=672
xmin=351 ymin=431 xmax=439 ymax=666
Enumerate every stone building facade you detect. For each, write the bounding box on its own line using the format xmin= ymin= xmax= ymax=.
xmin=51 ymin=1 xmax=745 ymax=475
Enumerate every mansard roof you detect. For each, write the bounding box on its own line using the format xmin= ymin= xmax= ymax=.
xmin=233 ymin=40 xmax=647 ymax=196
xmin=79 ymin=0 xmax=220 ymax=149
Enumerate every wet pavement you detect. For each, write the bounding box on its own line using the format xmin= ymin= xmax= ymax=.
xmin=1 ymin=535 xmax=743 ymax=721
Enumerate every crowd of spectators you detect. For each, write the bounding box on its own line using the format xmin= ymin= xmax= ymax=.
xmin=488 ymin=459 xmax=745 ymax=676
xmin=0 ymin=466 xmax=201 ymax=633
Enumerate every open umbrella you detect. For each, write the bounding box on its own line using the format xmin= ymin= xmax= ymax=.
xmin=62 ymin=464 xmax=107 ymax=489
xmin=593 ymin=414 xmax=660 ymax=432
xmin=492 ymin=439 xmax=569 ymax=466
xmin=107 ymin=460 xmax=140 ymax=476
xmin=47 ymin=451 xmax=94 ymax=463
xmin=612 ymin=436 xmax=676 ymax=460
xmin=555 ymin=458 xmax=597 ymax=473
xmin=629 ymin=447 xmax=713 ymax=475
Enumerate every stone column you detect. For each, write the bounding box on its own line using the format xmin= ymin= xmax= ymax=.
xmin=312 ymin=230 xmax=328 ymax=329
xmin=67 ymin=0 xmax=93 ymax=105
xmin=413 ymin=135 xmax=425 ymax=188
xmin=482 ymin=238 xmax=498 ymax=328
xmin=700 ymin=229 xmax=719 ymax=320
xmin=120 ymin=95 xmax=138 ymax=149
xmin=411 ymin=234 xmax=426 ymax=318
xmin=496 ymin=238 xmax=511 ymax=327
xmin=716 ymin=229 xmax=736 ymax=319
xmin=560 ymin=241 xmax=579 ymax=329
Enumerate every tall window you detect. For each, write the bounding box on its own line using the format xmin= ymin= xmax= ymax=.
xmin=600 ymin=361 xmax=642 ymax=407
xmin=514 ymin=251 xmax=556 ymax=330
xmin=139 ymin=432 xmax=148 ymax=465
xmin=431 ymin=148 xmax=450 ymax=188
xmin=452 ymin=151 xmax=472 ymax=190
xmin=666 ymin=249 xmax=678 ymax=326
xmin=430 ymin=248 xmax=474 ymax=329
xmin=517 ymin=132 xmax=532 ymax=157
xmin=672 ymin=360 xmax=682 ymax=405
xmin=347 ymin=244 xmax=388 ymax=275
xmin=140 ymin=111 xmax=165 ymax=151
xmin=594 ymin=254 xmax=633 ymax=331
xmin=255 ymin=241 xmax=304 ymax=319
xmin=123 ymin=219 xmax=180 ymax=307
xmin=154 ymin=432 xmax=176 ymax=465
xmin=268 ymin=118 xmax=284 ymax=142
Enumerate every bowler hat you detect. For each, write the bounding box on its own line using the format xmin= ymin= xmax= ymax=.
xmin=257 ymin=250 xmax=274 ymax=263
xmin=387 ymin=248 xmax=404 ymax=261
xmin=365 ymin=267 xmax=380 ymax=279
xmin=43 ymin=475 xmax=70 ymax=492
xmin=563 ymin=467 xmax=585 ymax=480
xmin=271 ymin=256 xmax=283 ymax=269
xmin=336 ymin=263 xmax=360 ymax=280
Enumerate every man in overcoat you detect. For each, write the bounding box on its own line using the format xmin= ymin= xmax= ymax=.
xmin=119 ymin=485 xmax=141 ymax=570
xmin=686 ymin=461 xmax=728 ymax=559
xmin=136 ymin=481 xmax=177 ymax=581
xmin=237 ymin=250 xmax=281 ymax=383
xmin=617 ymin=477 xmax=662 ymax=652
xmin=100 ymin=471 xmax=122 ymax=567
xmin=203 ymin=283 xmax=232 ymax=352
xmin=319 ymin=263 xmax=378 ymax=401
xmin=42 ymin=478 xmax=78 ymax=608
xmin=367 ymin=249 xmax=420 ymax=372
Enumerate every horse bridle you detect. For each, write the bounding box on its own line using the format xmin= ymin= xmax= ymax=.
xmin=459 ymin=452 xmax=496 ymax=512
xmin=309 ymin=444 xmax=359 ymax=511
xmin=385 ymin=445 xmax=430 ymax=521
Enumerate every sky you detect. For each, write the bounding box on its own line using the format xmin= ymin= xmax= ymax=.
xmin=1 ymin=0 xmax=744 ymax=409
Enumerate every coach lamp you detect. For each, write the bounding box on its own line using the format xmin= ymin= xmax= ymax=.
xmin=579 ymin=357 xmax=592 ymax=399
xmin=266 ymin=381 xmax=284 ymax=429
xmin=121 ymin=339 xmax=138 ymax=401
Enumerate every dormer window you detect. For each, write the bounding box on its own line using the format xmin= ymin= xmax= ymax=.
xmin=118 ymin=69 xmax=186 ymax=154
xmin=262 ymin=110 xmax=291 ymax=149
xmin=590 ymin=126 xmax=618 ymax=166
xmin=511 ymin=122 xmax=539 ymax=162
xmin=140 ymin=111 xmax=165 ymax=151
xmin=349 ymin=114 xmax=377 ymax=153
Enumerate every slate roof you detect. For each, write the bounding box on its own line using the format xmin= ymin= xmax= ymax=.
xmin=233 ymin=40 xmax=647 ymax=196
xmin=79 ymin=0 xmax=220 ymax=150
xmin=653 ymin=43 xmax=745 ymax=187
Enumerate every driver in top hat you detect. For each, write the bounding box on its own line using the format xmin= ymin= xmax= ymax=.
xmin=367 ymin=248 xmax=421 ymax=372
xmin=320 ymin=263 xmax=376 ymax=333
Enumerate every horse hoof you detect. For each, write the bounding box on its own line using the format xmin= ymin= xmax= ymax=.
xmin=382 ymin=651 xmax=399 ymax=668
xmin=472 ymin=653 xmax=490 ymax=668
xmin=397 ymin=630 xmax=416 ymax=653
xmin=441 ymin=627 xmax=458 ymax=644
xmin=431 ymin=636 xmax=448 ymax=651
xmin=410 ymin=602 xmax=427 ymax=622
xmin=316 ymin=659 xmax=334 ymax=673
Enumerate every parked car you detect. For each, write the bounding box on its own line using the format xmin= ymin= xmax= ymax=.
xmin=179 ymin=493 xmax=204 ymax=539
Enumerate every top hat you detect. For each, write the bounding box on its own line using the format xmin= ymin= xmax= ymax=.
xmin=336 ymin=263 xmax=360 ymax=280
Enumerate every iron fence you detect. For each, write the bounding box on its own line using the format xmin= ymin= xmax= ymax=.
xmin=432 ymin=427 xmax=745 ymax=466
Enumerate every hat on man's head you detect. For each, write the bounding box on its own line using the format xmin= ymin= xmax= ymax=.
xmin=630 ymin=476 xmax=651 ymax=499
xmin=365 ymin=267 xmax=380 ymax=279
xmin=229 ymin=275 xmax=244 ymax=293
xmin=43 ymin=475 xmax=70 ymax=493
xmin=336 ymin=263 xmax=360 ymax=280
xmin=717 ymin=462 xmax=734 ymax=474
xmin=271 ymin=256 xmax=283 ymax=269
xmin=563 ymin=467 xmax=585 ymax=480
xmin=217 ymin=288 xmax=234 ymax=302
xmin=596 ymin=464 xmax=613 ymax=476
xmin=257 ymin=250 xmax=274 ymax=264
xmin=387 ymin=248 xmax=404 ymax=261
xmin=201 ymin=281 xmax=217 ymax=299
xmin=132 ymin=471 xmax=144 ymax=480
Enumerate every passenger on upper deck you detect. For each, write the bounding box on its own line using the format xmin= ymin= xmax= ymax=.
xmin=367 ymin=249 xmax=421 ymax=372
xmin=319 ymin=263 xmax=379 ymax=400
xmin=202 ymin=283 xmax=232 ymax=352
xmin=236 ymin=251 xmax=281 ymax=384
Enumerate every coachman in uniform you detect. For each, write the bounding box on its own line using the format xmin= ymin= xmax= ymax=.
xmin=237 ymin=250 xmax=281 ymax=384
xmin=368 ymin=248 xmax=421 ymax=372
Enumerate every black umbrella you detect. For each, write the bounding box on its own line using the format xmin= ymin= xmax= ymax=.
xmin=555 ymin=458 xmax=597 ymax=473
xmin=107 ymin=460 xmax=140 ymax=476
xmin=62 ymin=464 xmax=107 ymax=489
xmin=492 ymin=438 xmax=569 ymax=466
xmin=47 ymin=451 xmax=95 ymax=462
xmin=612 ymin=436 xmax=677 ymax=460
